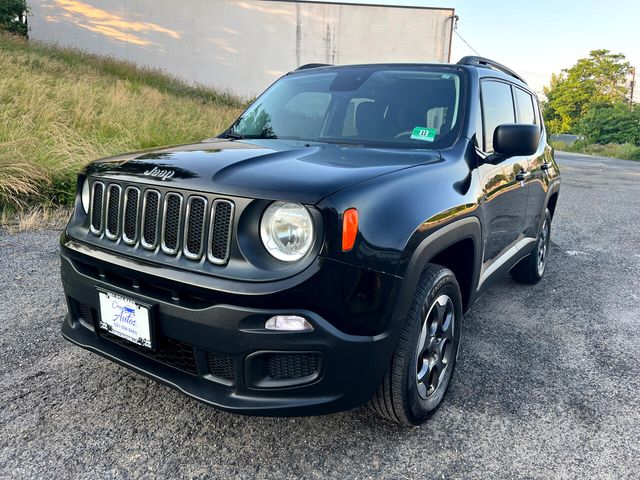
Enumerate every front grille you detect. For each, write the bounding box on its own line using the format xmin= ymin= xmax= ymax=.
xmin=122 ymin=187 xmax=140 ymax=244
xmin=90 ymin=182 xmax=104 ymax=234
xmin=206 ymin=352 xmax=235 ymax=383
xmin=208 ymin=200 xmax=234 ymax=264
xmin=105 ymin=184 xmax=121 ymax=239
xmin=184 ymin=196 xmax=207 ymax=259
xmin=88 ymin=179 xmax=234 ymax=265
xmin=266 ymin=353 xmax=322 ymax=380
xmin=141 ymin=189 xmax=160 ymax=248
xmin=161 ymin=193 xmax=183 ymax=254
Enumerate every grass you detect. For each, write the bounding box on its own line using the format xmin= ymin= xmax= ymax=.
xmin=0 ymin=33 xmax=244 ymax=214
xmin=550 ymin=140 xmax=640 ymax=161
xmin=1 ymin=206 xmax=73 ymax=232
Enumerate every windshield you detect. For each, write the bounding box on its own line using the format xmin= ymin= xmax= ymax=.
xmin=226 ymin=66 xmax=463 ymax=148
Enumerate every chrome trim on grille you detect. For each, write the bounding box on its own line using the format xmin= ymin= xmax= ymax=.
xmin=104 ymin=184 xmax=122 ymax=240
xmin=121 ymin=186 xmax=140 ymax=245
xmin=86 ymin=178 xmax=235 ymax=266
xmin=140 ymin=189 xmax=161 ymax=250
xmin=183 ymin=196 xmax=208 ymax=260
xmin=89 ymin=181 xmax=105 ymax=235
xmin=207 ymin=199 xmax=235 ymax=265
xmin=160 ymin=192 xmax=183 ymax=255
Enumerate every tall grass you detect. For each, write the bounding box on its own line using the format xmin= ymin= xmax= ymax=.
xmin=549 ymin=140 xmax=640 ymax=161
xmin=0 ymin=34 xmax=243 ymax=210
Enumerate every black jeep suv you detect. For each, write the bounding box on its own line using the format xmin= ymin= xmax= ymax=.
xmin=60 ymin=57 xmax=560 ymax=426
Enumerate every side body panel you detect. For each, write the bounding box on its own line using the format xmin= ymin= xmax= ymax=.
xmin=318 ymin=66 xmax=560 ymax=319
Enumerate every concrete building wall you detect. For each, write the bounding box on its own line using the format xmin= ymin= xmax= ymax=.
xmin=29 ymin=0 xmax=455 ymax=98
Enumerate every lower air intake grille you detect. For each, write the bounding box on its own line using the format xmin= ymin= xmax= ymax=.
xmin=206 ymin=352 xmax=236 ymax=383
xmin=71 ymin=298 xmax=198 ymax=374
xmin=100 ymin=329 xmax=198 ymax=375
xmin=266 ymin=352 xmax=322 ymax=380
xmin=71 ymin=298 xmax=97 ymax=328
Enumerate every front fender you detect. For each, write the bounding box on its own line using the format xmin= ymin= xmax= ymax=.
xmin=392 ymin=216 xmax=482 ymax=322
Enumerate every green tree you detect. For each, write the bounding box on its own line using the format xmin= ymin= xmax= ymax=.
xmin=0 ymin=0 xmax=28 ymax=37
xmin=543 ymin=50 xmax=631 ymax=133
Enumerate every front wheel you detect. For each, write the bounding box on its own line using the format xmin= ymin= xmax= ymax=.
xmin=511 ymin=208 xmax=552 ymax=284
xmin=370 ymin=264 xmax=462 ymax=426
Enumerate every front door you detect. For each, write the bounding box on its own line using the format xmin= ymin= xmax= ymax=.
xmin=478 ymin=158 xmax=529 ymax=264
xmin=476 ymin=80 xmax=529 ymax=273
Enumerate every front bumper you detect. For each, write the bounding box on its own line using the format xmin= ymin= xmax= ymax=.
xmin=60 ymin=235 xmax=402 ymax=416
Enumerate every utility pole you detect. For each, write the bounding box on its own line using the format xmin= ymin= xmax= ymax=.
xmin=629 ymin=67 xmax=636 ymax=110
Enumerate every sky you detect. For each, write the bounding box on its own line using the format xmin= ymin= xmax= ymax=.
xmin=305 ymin=0 xmax=640 ymax=97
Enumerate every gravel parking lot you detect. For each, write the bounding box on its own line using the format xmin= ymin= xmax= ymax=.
xmin=1 ymin=152 xmax=639 ymax=479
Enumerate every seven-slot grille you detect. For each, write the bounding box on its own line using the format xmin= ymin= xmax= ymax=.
xmin=89 ymin=179 xmax=234 ymax=264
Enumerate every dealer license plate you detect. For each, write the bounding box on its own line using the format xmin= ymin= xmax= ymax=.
xmin=98 ymin=290 xmax=152 ymax=349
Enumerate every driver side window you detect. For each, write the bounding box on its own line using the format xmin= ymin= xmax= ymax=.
xmin=481 ymin=80 xmax=515 ymax=153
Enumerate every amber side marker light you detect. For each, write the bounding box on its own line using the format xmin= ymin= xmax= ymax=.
xmin=342 ymin=208 xmax=358 ymax=252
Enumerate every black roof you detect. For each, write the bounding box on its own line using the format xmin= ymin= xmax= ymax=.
xmin=289 ymin=58 xmax=530 ymax=89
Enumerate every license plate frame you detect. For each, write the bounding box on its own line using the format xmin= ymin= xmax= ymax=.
xmin=97 ymin=288 xmax=155 ymax=350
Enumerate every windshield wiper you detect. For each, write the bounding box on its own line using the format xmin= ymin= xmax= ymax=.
xmin=220 ymin=132 xmax=245 ymax=140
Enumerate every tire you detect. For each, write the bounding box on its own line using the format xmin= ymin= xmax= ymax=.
xmin=511 ymin=208 xmax=552 ymax=284
xmin=370 ymin=264 xmax=462 ymax=426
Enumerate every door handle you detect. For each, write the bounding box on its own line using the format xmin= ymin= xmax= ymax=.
xmin=515 ymin=171 xmax=531 ymax=181
xmin=541 ymin=162 xmax=551 ymax=171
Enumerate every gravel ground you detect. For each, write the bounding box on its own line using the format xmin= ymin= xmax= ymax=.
xmin=1 ymin=152 xmax=639 ymax=479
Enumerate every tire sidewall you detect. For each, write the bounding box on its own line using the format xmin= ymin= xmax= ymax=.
xmin=532 ymin=208 xmax=552 ymax=281
xmin=405 ymin=270 xmax=462 ymax=422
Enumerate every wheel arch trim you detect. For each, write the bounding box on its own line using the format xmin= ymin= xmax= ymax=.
xmin=393 ymin=216 xmax=482 ymax=323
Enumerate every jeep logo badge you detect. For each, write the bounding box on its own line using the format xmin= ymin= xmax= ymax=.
xmin=143 ymin=167 xmax=175 ymax=181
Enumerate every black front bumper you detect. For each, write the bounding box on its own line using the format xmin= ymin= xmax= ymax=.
xmin=60 ymin=235 xmax=403 ymax=416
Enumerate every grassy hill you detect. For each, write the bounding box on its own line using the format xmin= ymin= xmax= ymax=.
xmin=0 ymin=34 xmax=243 ymax=211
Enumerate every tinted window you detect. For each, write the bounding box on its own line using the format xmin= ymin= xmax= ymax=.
xmin=481 ymin=81 xmax=515 ymax=152
xmin=533 ymin=96 xmax=543 ymax=128
xmin=514 ymin=87 xmax=536 ymax=125
xmin=229 ymin=67 xmax=463 ymax=149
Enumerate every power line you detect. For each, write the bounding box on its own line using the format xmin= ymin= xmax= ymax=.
xmin=453 ymin=29 xmax=481 ymax=57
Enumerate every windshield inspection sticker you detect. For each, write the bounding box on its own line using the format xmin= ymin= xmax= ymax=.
xmin=410 ymin=127 xmax=437 ymax=142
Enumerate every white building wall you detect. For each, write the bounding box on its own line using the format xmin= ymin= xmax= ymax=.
xmin=29 ymin=0 xmax=454 ymax=98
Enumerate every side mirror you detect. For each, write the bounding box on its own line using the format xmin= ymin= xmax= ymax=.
xmin=493 ymin=124 xmax=540 ymax=157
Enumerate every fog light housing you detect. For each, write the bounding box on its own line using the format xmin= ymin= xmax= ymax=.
xmin=265 ymin=315 xmax=313 ymax=331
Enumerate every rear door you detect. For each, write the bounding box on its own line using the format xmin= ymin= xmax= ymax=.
xmin=477 ymin=80 xmax=529 ymax=268
xmin=513 ymin=87 xmax=547 ymax=237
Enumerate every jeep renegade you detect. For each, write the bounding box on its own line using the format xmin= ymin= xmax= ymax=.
xmin=60 ymin=57 xmax=560 ymax=426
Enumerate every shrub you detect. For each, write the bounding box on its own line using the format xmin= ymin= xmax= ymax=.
xmin=575 ymin=103 xmax=640 ymax=146
xmin=0 ymin=0 xmax=28 ymax=37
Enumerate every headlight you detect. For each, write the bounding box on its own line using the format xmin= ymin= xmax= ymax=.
xmin=260 ymin=201 xmax=314 ymax=261
xmin=81 ymin=178 xmax=90 ymax=214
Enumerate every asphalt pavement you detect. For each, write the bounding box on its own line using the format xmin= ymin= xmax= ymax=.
xmin=1 ymin=152 xmax=639 ymax=479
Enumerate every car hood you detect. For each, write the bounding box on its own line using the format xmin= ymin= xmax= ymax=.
xmin=85 ymin=138 xmax=441 ymax=204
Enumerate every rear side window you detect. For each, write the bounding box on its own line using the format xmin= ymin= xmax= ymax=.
xmin=513 ymin=87 xmax=537 ymax=126
xmin=481 ymin=81 xmax=515 ymax=152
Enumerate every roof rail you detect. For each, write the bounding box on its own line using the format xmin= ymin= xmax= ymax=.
xmin=295 ymin=63 xmax=333 ymax=71
xmin=457 ymin=56 xmax=527 ymax=84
